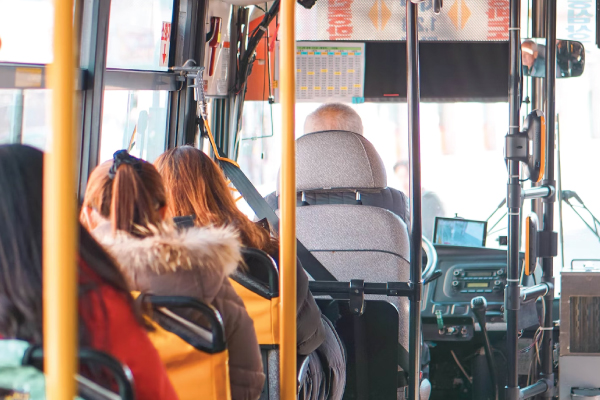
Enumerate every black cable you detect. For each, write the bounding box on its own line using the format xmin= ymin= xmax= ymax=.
xmin=471 ymin=297 xmax=499 ymax=400
xmin=492 ymin=348 xmax=508 ymax=366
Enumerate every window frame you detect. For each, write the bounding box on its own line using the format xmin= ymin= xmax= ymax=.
xmin=0 ymin=0 xmax=188 ymax=199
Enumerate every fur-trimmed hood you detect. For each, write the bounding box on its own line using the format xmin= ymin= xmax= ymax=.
xmin=92 ymin=222 xmax=243 ymax=304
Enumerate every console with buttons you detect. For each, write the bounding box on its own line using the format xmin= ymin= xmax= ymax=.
xmin=447 ymin=266 xmax=506 ymax=298
xmin=422 ymin=245 xmax=521 ymax=341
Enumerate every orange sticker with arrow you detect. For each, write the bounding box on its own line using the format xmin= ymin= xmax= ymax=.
xmin=160 ymin=22 xmax=171 ymax=67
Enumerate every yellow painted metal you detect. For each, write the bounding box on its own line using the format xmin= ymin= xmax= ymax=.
xmin=44 ymin=0 xmax=78 ymax=398
xmin=279 ymin=0 xmax=297 ymax=397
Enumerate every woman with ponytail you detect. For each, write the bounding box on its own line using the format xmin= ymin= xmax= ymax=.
xmin=81 ymin=150 xmax=265 ymax=400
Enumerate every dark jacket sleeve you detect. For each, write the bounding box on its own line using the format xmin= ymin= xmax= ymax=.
xmin=296 ymin=258 xmax=327 ymax=355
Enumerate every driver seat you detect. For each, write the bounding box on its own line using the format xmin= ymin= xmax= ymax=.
xmin=291 ymin=131 xmax=416 ymax=396
xmin=271 ymin=130 xmax=430 ymax=398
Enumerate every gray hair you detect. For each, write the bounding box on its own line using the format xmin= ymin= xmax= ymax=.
xmin=304 ymin=103 xmax=364 ymax=135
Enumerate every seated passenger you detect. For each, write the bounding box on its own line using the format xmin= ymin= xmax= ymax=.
xmin=264 ymin=102 xmax=410 ymax=229
xmin=80 ymin=150 xmax=265 ymax=400
xmin=154 ymin=146 xmax=346 ymax=400
xmin=0 ymin=144 xmax=177 ymax=400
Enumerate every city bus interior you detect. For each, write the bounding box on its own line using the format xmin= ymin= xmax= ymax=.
xmin=1 ymin=0 xmax=600 ymax=399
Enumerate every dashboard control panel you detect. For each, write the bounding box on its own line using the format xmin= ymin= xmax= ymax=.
xmin=447 ymin=267 xmax=506 ymax=299
xmin=422 ymin=245 xmax=522 ymax=342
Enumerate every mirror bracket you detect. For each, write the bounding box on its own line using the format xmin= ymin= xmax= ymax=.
xmin=537 ymin=231 xmax=558 ymax=258
xmin=505 ymin=133 xmax=529 ymax=162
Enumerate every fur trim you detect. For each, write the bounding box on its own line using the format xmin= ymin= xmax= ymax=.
xmin=93 ymin=223 xmax=242 ymax=277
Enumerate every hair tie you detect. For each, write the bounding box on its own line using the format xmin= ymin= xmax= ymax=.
xmin=108 ymin=150 xmax=142 ymax=179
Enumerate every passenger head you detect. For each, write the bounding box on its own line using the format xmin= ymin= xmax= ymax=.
xmin=0 ymin=144 xmax=139 ymax=343
xmin=521 ymin=40 xmax=539 ymax=69
xmin=304 ymin=102 xmax=364 ymax=135
xmin=155 ymin=146 xmax=278 ymax=256
xmin=81 ymin=150 xmax=167 ymax=237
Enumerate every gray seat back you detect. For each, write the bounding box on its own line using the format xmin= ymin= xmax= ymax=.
xmin=294 ymin=131 xmax=411 ymax=348
xmin=296 ymin=205 xmax=410 ymax=348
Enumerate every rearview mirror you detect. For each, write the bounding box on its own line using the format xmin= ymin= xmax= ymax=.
xmin=521 ymin=38 xmax=585 ymax=78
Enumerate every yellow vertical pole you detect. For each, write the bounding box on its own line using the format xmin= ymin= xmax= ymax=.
xmin=279 ymin=0 xmax=297 ymax=397
xmin=44 ymin=0 xmax=78 ymax=398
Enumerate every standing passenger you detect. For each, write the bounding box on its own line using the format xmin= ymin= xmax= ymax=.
xmin=0 ymin=144 xmax=178 ymax=400
xmin=80 ymin=150 xmax=265 ymax=400
xmin=155 ymin=146 xmax=346 ymax=400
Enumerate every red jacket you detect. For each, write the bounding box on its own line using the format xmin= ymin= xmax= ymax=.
xmin=79 ymin=261 xmax=178 ymax=400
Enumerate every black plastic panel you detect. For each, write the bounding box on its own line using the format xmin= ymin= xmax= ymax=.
xmin=364 ymin=42 xmax=509 ymax=102
xmin=318 ymin=300 xmax=399 ymax=400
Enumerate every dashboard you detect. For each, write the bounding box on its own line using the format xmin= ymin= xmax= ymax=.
xmin=422 ymin=244 xmax=523 ymax=341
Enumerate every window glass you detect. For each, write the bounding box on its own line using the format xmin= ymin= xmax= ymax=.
xmin=0 ymin=0 xmax=54 ymax=63
xmin=100 ymin=90 xmax=169 ymax=163
xmin=238 ymin=101 xmax=508 ymax=244
xmin=239 ymin=54 xmax=600 ymax=297
xmin=551 ymin=53 xmax=600 ymax=294
xmin=22 ymin=89 xmax=51 ymax=150
xmin=0 ymin=89 xmax=21 ymax=144
xmin=0 ymin=89 xmax=51 ymax=150
xmin=106 ymin=0 xmax=174 ymax=71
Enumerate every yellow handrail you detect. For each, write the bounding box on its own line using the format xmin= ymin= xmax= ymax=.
xmin=44 ymin=0 xmax=78 ymax=398
xmin=279 ymin=0 xmax=297 ymax=397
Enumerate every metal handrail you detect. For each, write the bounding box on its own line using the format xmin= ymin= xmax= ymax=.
xmin=279 ymin=0 xmax=297 ymax=398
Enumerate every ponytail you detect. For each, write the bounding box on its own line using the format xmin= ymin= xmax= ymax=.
xmin=110 ymin=163 xmax=160 ymax=235
xmin=81 ymin=151 xmax=167 ymax=237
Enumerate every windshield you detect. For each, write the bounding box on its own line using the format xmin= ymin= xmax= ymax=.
xmin=236 ymin=2 xmax=600 ymax=297
xmin=238 ymin=101 xmax=507 ymax=241
xmin=238 ymin=78 xmax=600 ymax=297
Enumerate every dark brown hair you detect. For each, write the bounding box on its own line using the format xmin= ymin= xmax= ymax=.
xmin=0 ymin=145 xmax=145 ymax=343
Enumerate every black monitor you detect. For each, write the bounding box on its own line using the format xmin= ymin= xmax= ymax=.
xmin=433 ymin=217 xmax=487 ymax=247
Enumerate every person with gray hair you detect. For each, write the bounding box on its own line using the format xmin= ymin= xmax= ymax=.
xmin=304 ymin=103 xmax=364 ymax=135
xmin=265 ymin=102 xmax=410 ymax=228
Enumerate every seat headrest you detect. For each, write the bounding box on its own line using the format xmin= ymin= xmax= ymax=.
xmin=296 ymin=131 xmax=387 ymax=192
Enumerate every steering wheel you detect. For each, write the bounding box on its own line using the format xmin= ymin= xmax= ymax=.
xmin=422 ymin=236 xmax=439 ymax=285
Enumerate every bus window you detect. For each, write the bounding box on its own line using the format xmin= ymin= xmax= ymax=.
xmin=106 ymin=0 xmax=174 ymax=71
xmin=0 ymin=0 xmax=54 ymax=64
xmin=100 ymin=90 xmax=169 ymax=163
xmin=0 ymin=89 xmax=51 ymax=150
xmin=0 ymin=90 xmax=21 ymax=144
xmin=21 ymin=89 xmax=51 ymax=150
xmin=551 ymin=57 xmax=600 ymax=294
